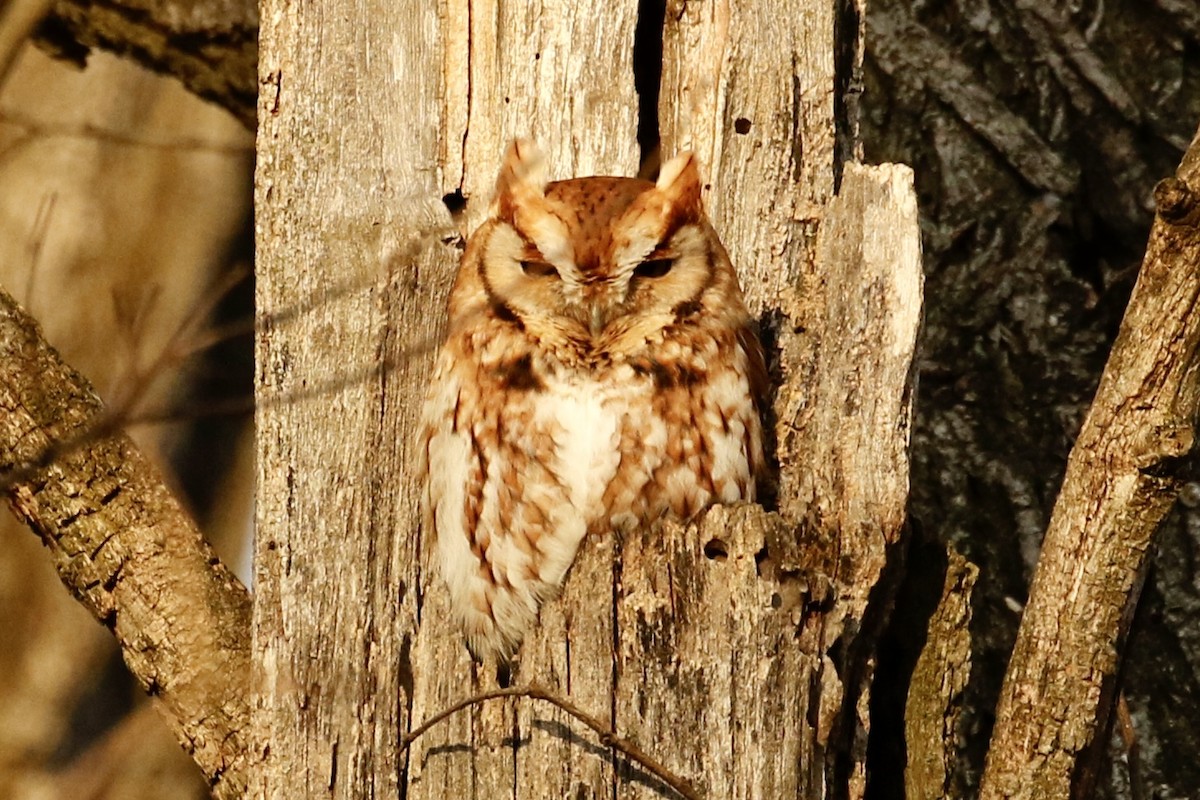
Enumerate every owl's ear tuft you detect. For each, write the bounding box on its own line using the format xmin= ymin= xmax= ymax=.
xmin=493 ymin=139 xmax=548 ymax=221
xmin=656 ymin=152 xmax=703 ymax=219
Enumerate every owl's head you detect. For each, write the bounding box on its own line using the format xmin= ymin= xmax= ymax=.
xmin=450 ymin=140 xmax=750 ymax=357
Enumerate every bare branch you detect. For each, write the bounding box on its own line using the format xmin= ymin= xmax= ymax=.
xmin=0 ymin=286 xmax=252 ymax=798
xmin=403 ymin=685 xmax=703 ymax=800
xmin=980 ymin=122 xmax=1200 ymax=798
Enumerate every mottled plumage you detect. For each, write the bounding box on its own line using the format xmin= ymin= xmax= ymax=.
xmin=418 ymin=141 xmax=766 ymax=659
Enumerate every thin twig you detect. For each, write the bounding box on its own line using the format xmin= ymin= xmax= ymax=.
xmin=1116 ymin=693 xmax=1144 ymax=800
xmin=403 ymin=684 xmax=704 ymax=800
xmin=0 ymin=110 xmax=254 ymax=154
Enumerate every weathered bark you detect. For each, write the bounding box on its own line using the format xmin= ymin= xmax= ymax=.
xmin=32 ymin=0 xmax=257 ymax=127
xmin=0 ymin=288 xmax=253 ymax=798
xmin=978 ymin=123 xmax=1200 ymax=800
xmin=251 ymin=0 xmax=455 ymax=795
xmin=905 ymin=547 xmax=976 ymax=799
xmin=409 ymin=505 xmax=833 ymax=799
xmin=656 ymin=0 xmax=836 ymax=311
xmin=655 ymin=10 xmax=919 ymax=794
xmin=441 ymin=1 xmax=641 ymax=217
xmin=778 ymin=161 xmax=922 ymax=796
xmin=258 ymin=1 xmax=922 ymax=798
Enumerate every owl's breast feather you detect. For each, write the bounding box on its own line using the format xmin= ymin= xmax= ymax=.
xmin=533 ymin=373 xmax=629 ymax=522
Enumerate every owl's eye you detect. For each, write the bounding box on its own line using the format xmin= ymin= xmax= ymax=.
xmin=633 ymin=258 xmax=674 ymax=279
xmin=520 ymin=260 xmax=559 ymax=278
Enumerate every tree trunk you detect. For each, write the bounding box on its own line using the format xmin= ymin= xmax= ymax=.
xmin=251 ymin=1 xmax=454 ymax=795
xmin=257 ymin=1 xmax=922 ymax=798
xmin=4 ymin=0 xmax=1197 ymax=796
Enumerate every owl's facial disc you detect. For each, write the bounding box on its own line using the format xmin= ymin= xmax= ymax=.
xmin=479 ymin=221 xmax=593 ymax=345
xmin=478 ymin=145 xmax=723 ymax=352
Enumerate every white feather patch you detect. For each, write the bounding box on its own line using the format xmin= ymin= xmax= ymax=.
xmin=531 ymin=374 xmax=623 ymax=581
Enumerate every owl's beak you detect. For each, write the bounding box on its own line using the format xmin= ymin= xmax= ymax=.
xmin=581 ymin=280 xmax=617 ymax=336
xmin=589 ymin=305 xmax=605 ymax=337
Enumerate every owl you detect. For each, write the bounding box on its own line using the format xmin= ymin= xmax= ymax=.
xmin=418 ymin=140 xmax=767 ymax=660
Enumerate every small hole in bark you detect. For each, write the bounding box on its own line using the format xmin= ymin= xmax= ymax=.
xmin=703 ymin=538 xmax=729 ymax=561
xmin=441 ymin=190 xmax=466 ymax=215
xmin=734 ymin=117 xmax=752 ymax=134
xmin=754 ymin=545 xmax=775 ymax=579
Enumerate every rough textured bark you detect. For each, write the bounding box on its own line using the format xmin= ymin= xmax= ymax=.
xmin=0 ymin=288 xmax=253 ymax=798
xmin=978 ymin=124 xmax=1200 ymax=800
xmin=654 ymin=11 xmax=916 ymax=794
xmin=407 ymin=17 xmax=919 ymax=800
xmin=252 ymin=0 xmax=455 ymax=795
xmin=409 ymin=505 xmax=833 ymax=800
xmin=905 ymin=547 xmax=976 ymax=799
xmin=656 ymin=0 xmax=837 ymax=312
xmin=441 ymin=1 xmax=641 ymax=220
xmin=776 ymin=162 xmax=921 ymax=796
xmin=258 ymin=0 xmax=922 ymax=798
xmin=32 ymin=0 xmax=257 ymax=127
xmin=0 ymin=42 xmax=251 ymax=797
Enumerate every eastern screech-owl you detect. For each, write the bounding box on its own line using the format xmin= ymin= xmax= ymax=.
xmin=418 ymin=140 xmax=766 ymax=660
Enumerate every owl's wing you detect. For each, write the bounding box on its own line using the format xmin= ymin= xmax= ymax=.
xmin=420 ymin=361 xmax=492 ymax=653
xmin=735 ymin=321 xmax=771 ymax=492
xmin=736 ymin=321 xmax=770 ymax=409
xmin=419 ymin=357 xmax=546 ymax=660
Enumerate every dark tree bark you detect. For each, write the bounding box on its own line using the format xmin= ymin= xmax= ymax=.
xmin=864 ymin=1 xmax=1200 ymax=797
